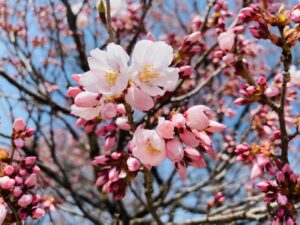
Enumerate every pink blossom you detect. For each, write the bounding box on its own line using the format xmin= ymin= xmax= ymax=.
xmin=250 ymin=163 xmax=262 ymax=179
xmin=74 ymin=92 xmax=99 ymax=108
xmin=13 ymin=118 xmax=26 ymax=132
xmin=157 ymin=118 xmax=175 ymax=139
xmin=179 ymin=129 xmax=200 ymax=147
xmin=71 ymin=104 xmax=102 ymax=120
xmin=264 ymin=86 xmax=279 ymax=97
xmin=166 ymin=138 xmax=184 ymax=162
xmin=218 ymin=30 xmax=235 ymax=51
xmin=206 ymin=120 xmax=226 ymax=133
xmin=184 ymin=148 xmax=206 ymax=167
xmin=25 ymin=174 xmax=37 ymax=188
xmin=132 ymin=127 xmax=166 ymax=166
xmin=101 ymin=102 xmax=117 ymax=120
xmin=32 ymin=208 xmax=45 ymax=219
xmin=18 ymin=194 xmax=33 ymax=207
xmin=277 ymin=193 xmax=287 ymax=206
xmin=116 ymin=117 xmax=131 ymax=130
xmin=80 ymin=43 xmax=129 ymax=97
xmin=103 ymin=136 xmax=116 ymax=153
xmin=171 ymin=113 xmax=186 ymax=128
xmin=130 ymin=40 xmax=179 ymax=96
xmin=127 ymin=157 xmax=140 ymax=171
xmin=125 ymin=86 xmax=154 ymax=111
xmin=0 ymin=176 xmax=15 ymax=190
xmin=185 ymin=105 xmax=211 ymax=131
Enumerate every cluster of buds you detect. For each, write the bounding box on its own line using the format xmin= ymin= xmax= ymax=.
xmin=235 ymin=143 xmax=276 ymax=179
xmin=257 ymin=164 xmax=300 ymax=225
xmin=233 ymin=75 xmax=281 ymax=106
xmin=174 ymin=31 xmax=203 ymax=68
xmin=92 ymin=152 xmax=140 ymax=200
xmin=12 ymin=118 xmax=34 ymax=148
xmin=143 ymin=105 xmax=226 ymax=180
xmin=0 ymin=155 xmax=46 ymax=223
xmin=238 ymin=4 xmax=262 ymax=23
xmin=96 ymin=123 xmax=118 ymax=154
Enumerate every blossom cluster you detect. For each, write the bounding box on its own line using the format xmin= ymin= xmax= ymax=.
xmin=0 ymin=118 xmax=50 ymax=224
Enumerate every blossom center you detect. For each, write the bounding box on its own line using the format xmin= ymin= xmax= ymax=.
xmin=105 ymin=70 xmax=120 ymax=87
xmin=146 ymin=143 xmax=159 ymax=153
xmin=138 ymin=64 xmax=159 ymax=82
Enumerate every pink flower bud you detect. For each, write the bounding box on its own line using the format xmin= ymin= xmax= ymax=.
xmin=171 ymin=113 xmax=186 ymax=128
xmin=101 ymin=102 xmax=117 ymax=120
xmin=264 ymin=86 xmax=279 ymax=97
xmin=257 ymin=75 xmax=266 ymax=86
xmin=32 ymin=208 xmax=45 ymax=219
xmin=96 ymin=176 xmax=107 ymax=187
xmin=103 ymin=136 xmax=116 ymax=153
xmin=14 ymin=138 xmax=24 ymax=148
xmin=24 ymin=156 xmax=36 ymax=166
xmin=25 ymin=174 xmax=37 ymax=188
xmin=117 ymin=104 xmax=126 ymax=114
xmin=13 ymin=118 xmax=26 ymax=132
xmin=4 ymin=165 xmax=14 ymax=176
xmin=74 ymin=92 xmax=99 ymax=107
xmin=186 ymin=31 xmax=201 ymax=43
xmin=222 ymin=53 xmax=235 ymax=64
xmin=250 ymin=164 xmax=262 ymax=179
xmin=157 ymin=118 xmax=174 ymax=139
xmin=18 ymin=194 xmax=33 ymax=207
xmin=185 ymin=105 xmax=210 ymax=131
xmin=206 ymin=120 xmax=226 ymax=133
xmin=257 ymin=181 xmax=269 ymax=192
xmin=233 ymin=97 xmax=248 ymax=105
xmin=32 ymin=165 xmax=41 ymax=173
xmin=179 ymin=65 xmax=194 ymax=77
xmin=25 ymin=128 xmax=35 ymax=137
xmin=287 ymin=217 xmax=295 ymax=225
xmin=166 ymin=138 xmax=184 ymax=162
xmin=67 ymin=87 xmax=82 ymax=98
xmin=116 ymin=117 xmax=131 ymax=131
xmin=92 ymin=155 xmax=109 ymax=165
xmin=0 ymin=176 xmax=15 ymax=190
xmin=127 ymin=157 xmax=140 ymax=171
xmin=277 ymin=193 xmax=287 ymax=206
xmin=218 ymin=30 xmax=235 ymax=51
xmin=14 ymin=176 xmax=23 ymax=185
xmin=179 ymin=129 xmax=200 ymax=147
xmin=13 ymin=186 xmax=23 ymax=197
xmin=184 ymin=148 xmax=206 ymax=167
xmin=125 ymin=86 xmax=154 ymax=111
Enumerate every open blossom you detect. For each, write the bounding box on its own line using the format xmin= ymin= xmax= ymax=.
xmin=80 ymin=43 xmax=129 ymax=97
xmin=130 ymin=40 xmax=179 ymax=96
xmin=132 ymin=127 xmax=166 ymax=166
xmin=218 ymin=30 xmax=235 ymax=51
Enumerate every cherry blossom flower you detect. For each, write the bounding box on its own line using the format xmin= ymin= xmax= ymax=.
xmin=132 ymin=127 xmax=166 ymax=166
xmin=218 ymin=30 xmax=235 ymax=51
xmin=80 ymin=43 xmax=130 ymax=97
xmin=130 ymin=40 xmax=179 ymax=96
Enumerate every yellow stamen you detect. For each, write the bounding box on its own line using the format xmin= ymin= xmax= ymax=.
xmin=138 ymin=64 xmax=159 ymax=82
xmin=147 ymin=143 xmax=159 ymax=153
xmin=105 ymin=70 xmax=120 ymax=87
